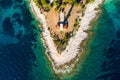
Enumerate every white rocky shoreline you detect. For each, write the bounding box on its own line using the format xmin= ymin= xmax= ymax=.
xmin=30 ymin=0 xmax=104 ymax=74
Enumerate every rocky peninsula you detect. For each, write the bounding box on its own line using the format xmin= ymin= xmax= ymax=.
xmin=30 ymin=0 xmax=104 ymax=74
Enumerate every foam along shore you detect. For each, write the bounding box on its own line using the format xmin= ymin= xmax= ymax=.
xmin=30 ymin=0 xmax=104 ymax=73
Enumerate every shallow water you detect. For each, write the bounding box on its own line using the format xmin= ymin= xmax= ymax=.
xmin=0 ymin=0 xmax=55 ymax=80
xmin=60 ymin=0 xmax=120 ymax=79
xmin=64 ymin=0 xmax=120 ymax=79
xmin=0 ymin=0 xmax=120 ymax=80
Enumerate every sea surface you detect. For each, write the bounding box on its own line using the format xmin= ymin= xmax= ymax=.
xmin=0 ymin=0 xmax=120 ymax=80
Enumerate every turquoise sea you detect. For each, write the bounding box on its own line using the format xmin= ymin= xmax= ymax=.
xmin=0 ymin=0 xmax=120 ymax=80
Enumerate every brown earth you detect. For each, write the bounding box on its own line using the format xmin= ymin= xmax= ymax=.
xmin=45 ymin=5 xmax=82 ymax=39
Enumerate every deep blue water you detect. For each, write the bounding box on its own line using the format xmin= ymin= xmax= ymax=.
xmin=0 ymin=0 xmax=120 ymax=80
xmin=0 ymin=0 xmax=56 ymax=80
xmin=69 ymin=0 xmax=120 ymax=80
xmin=61 ymin=0 xmax=120 ymax=80
xmin=0 ymin=0 xmax=37 ymax=80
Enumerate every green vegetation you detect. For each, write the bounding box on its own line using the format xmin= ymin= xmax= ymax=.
xmin=86 ymin=0 xmax=95 ymax=3
xmin=33 ymin=0 xmax=95 ymax=52
xmin=41 ymin=0 xmax=48 ymax=7
xmin=33 ymin=0 xmax=94 ymax=12
xmin=34 ymin=0 xmax=50 ymax=12
xmin=74 ymin=17 xmax=81 ymax=30
xmin=53 ymin=0 xmax=61 ymax=11
xmin=89 ymin=0 xmax=94 ymax=2
xmin=63 ymin=0 xmax=75 ymax=4
xmin=52 ymin=32 xmax=73 ymax=52
xmin=33 ymin=0 xmax=95 ymax=11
